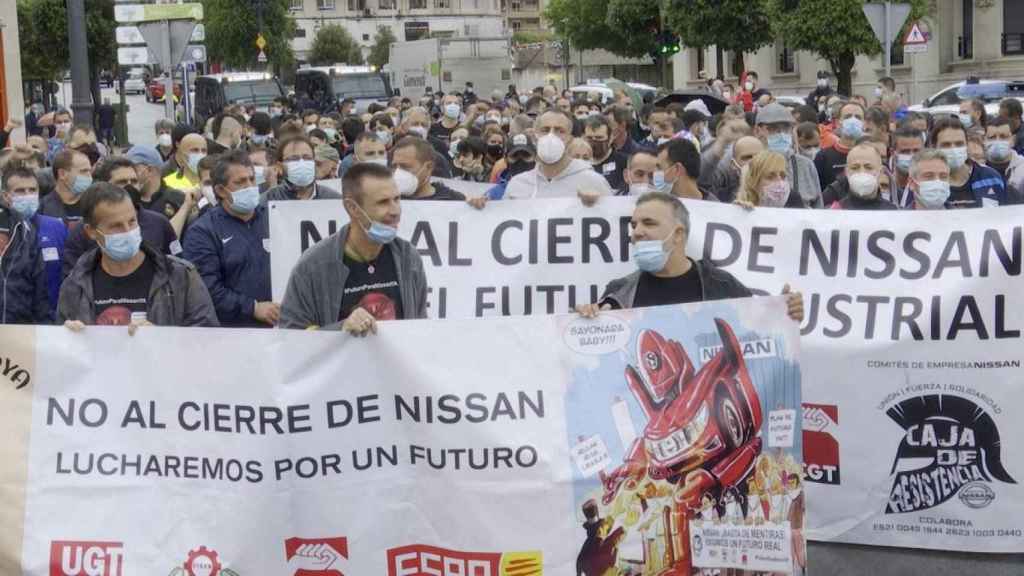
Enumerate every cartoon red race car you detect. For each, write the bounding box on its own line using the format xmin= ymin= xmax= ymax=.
xmin=599 ymin=318 xmax=763 ymax=508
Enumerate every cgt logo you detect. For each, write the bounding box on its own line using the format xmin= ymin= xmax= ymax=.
xmin=802 ymin=403 xmax=840 ymax=485
xmin=387 ymin=545 xmax=542 ymax=576
xmin=50 ymin=541 xmax=124 ymax=576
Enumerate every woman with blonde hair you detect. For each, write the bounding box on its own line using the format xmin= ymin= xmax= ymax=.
xmin=736 ymin=150 xmax=794 ymax=208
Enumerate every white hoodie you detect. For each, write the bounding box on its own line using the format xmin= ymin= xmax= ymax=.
xmin=504 ymin=158 xmax=613 ymax=199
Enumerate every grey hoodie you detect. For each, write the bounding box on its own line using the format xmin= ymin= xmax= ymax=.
xmin=278 ymin=224 xmax=428 ymax=329
xmin=504 ymin=158 xmax=613 ymax=199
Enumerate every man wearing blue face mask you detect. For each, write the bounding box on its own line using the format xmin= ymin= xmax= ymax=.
xmin=2 ymin=164 xmax=67 ymax=316
xmin=59 ymin=182 xmax=217 ymax=330
xmin=814 ymin=101 xmax=865 ymax=191
xmin=41 ymin=149 xmax=92 ymax=224
xmin=263 ymin=135 xmax=342 ymax=202
xmin=982 ymin=117 xmax=1024 ymax=202
xmin=754 ymin=103 xmax=823 ymax=207
xmin=575 ymin=192 xmax=803 ymax=321
xmin=429 ymin=94 xmax=464 ymax=145
xmin=279 ymin=162 xmax=428 ymax=333
xmin=932 ymin=117 xmax=1009 ymax=208
xmin=183 ymin=150 xmax=277 ymax=327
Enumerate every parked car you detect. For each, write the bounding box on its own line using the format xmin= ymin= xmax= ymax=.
xmin=147 ymin=76 xmax=183 ymax=103
xmin=907 ymin=79 xmax=1024 ymax=118
xmin=193 ymin=72 xmax=286 ymax=129
xmin=118 ymin=68 xmax=147 ymax=96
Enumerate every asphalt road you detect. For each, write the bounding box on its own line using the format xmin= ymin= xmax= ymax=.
xmin=54 ymin=80 xmax=175 ymax=149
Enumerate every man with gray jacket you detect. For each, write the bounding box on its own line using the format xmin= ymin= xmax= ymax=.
xmin=279 ymin=162 xmax=428 ymax=334
xmin=59 ymin=182 xmax=219 ymax=330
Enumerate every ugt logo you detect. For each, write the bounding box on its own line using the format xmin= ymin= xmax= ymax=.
xmin=885 ymin=394 xmax=1016 ymax=514
xmin=50 ymin=541 xmax=124 ymax=576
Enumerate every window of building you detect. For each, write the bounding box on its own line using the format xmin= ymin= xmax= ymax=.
xmin=379 ymin=0 xmax=395 ymax=7
xmin=959 ymin=0 xmax=973 ymax=59
xmin=409 ymin=0 xmax=427 ymax=8
xmin=1004 ymin=0 xmax=1024 ymax=55
xmin=289 ymin=0 xmax=303 ymax=10
xmin=317 ymin=0 xmax=335 ymax=9
xmin=347 ymin=0 xmax=365 ymax=10
xmin=890 ymin=41 xmax=904 ymax=66
xmin=294 ymin=28 xmax=307 ymax=38
xmin=362 ymin=33 xmax=370 ymax=40
xmin=776 ymin=40 xmax=795 ymax=74
xmin=436 ymin=0 xmax=450 ymax=8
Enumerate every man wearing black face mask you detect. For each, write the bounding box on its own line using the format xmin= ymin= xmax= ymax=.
xmin=485 ymin=134 xmax=535 ymax=200
xmin=126 ymin=145 xmax=192 ymax=237
xmin=585 ymin=115 xmax=628 ymax=191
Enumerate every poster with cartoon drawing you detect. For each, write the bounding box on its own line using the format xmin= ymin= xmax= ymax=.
xmin=560 ymin=296 xmax=804 ymax=575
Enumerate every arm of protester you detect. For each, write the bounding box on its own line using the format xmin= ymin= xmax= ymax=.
xmin=61 ymin=225 xmax=90 ymax=279
xmin=127 ymin=319 xmax=153 ymax=337
xmin=181 ymin=223 xmax=258 ymax=325
xmin=574 ymin=302 xmax=612 ymax=318
xmin=467 ymin=195 xmax=489 ymax=210
xmin=63 ymin=320 xmax=86 ymax=332
xmin=412 ymin=254 xmax=429 ymax=319
xmin=169 ymin=188 xmax=197 ymax=239
xmin=578 ymin=188 xmax=602 ymax=207
xmin=782 ymin=283 xmax=804 ymax=323
xmin=32 ymin=246 xmax=52 ymax=324
xmin=279 ymin=264 xmax=321 ymax=329
xmin=181 ymin=263 xmax=221 ymax=327
xmin=734 ymin=199 xmax=756 ymax=211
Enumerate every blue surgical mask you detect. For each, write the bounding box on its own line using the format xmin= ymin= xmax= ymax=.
xmin=355 ymin=203 xmax=397 ymax=244
xmin=286 ymin=159 xmax=316 ymax=187
xmin=958 ymin=113 xmax=974 ymax=129
xmin=444 ymin=103 xmax=461 ymax=120
xmin=324 ymin=127 xmax=338 ymax=140
xmin=652 ymin=170 xmax=673 ymax=193
xmin=10 ymin=194 xmax=40 ymax=220
xmin=253 ymin=165 xmax=267 ymax=186
xmin=251 ymin=134 xmax=270 ymax=146
xmin=230 ymin=185 xmax=261 ymax=214
xmin=767 ymin=132 xmax=793 ymax=154
xmin=916 ymin=179 xmax=950 ymax=209
xmin=895 ymin=153 xmax=913 ymax=173
xmin=941 ymin=147 xmax=968 ymax=170
xmin=99 ymin=227 xmax=142 ymax=262
xmin=841 ymin=117 xmax=864 ymax=140
xmin=985 ymin=140 xmax=1012 ymax=163
xmin=187 ymin=152 xmax=205 ymax=174
xmin=71 ymin=175 xmax=92 ymax=196
xmin=631 ymin=230 xmax=676 ymax=273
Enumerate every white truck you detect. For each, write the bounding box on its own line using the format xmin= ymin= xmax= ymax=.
xmin=388 ymin=37 xmax=512 ymax=100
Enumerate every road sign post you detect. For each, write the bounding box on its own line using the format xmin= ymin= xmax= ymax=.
xmin=903 ymin=22 xmax=928 ymax=106
xmin=862 ymin=2 xmax=912 ymax=78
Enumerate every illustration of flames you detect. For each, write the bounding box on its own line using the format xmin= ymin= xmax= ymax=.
xmin=500 ymin=552 xmax=543 ymax=575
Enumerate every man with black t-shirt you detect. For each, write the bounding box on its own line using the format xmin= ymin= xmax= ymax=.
xmin=575 ymin=192 xmax=803 ymax=320
xmin=585 ymin=115 xmax=629 ymax=191
xmin=390 ymin=137 xmax=466 ymax=201
xmin=279 ymin=162 xmax=428 ymax=333
xmin=58 ymin=183 xmax=217 ymax=330
xmin=814 ymin=102 xmax=865 ymax=190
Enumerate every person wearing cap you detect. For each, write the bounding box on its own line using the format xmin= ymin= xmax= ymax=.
xmin=754 ymin=102 xmax=823 ymax=207
xmin=263 ymin=135 xmax=343 ymax=202
xmin=59 ymin=182 xmax=218 ymax=330
xmin=1 ymin=163 xmax=65 ymax=319
xmin=485 ymin=133 xmax=535 ymax=200
xmin=127 ymin=145 xmax=193 ymax=237
xmin=314 ymin=144 xmax=341 ymax=181
xmin=163 ymin=130 xmax=208 ymax=192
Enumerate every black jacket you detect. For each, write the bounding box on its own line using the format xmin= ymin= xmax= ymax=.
xmin=0 ymin=215 xmax=51 ymax=324
xmin=599 ymin=258 xmax=752 ymax=309
xmin=62 ymin=208 xmax=177 ymax=278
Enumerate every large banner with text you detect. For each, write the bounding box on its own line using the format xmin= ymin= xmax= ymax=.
xmin=0 ymin=297 xmax=801 ymax=574
xmin=270 ymin=199 xmax=1024 ymax=553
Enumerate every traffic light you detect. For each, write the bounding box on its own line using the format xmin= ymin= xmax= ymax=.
xmin=657 ymin=30 xmax=681 ymax=56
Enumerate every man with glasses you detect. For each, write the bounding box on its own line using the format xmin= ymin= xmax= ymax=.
xmin=263 ymin=135 xmax=342 ymax=201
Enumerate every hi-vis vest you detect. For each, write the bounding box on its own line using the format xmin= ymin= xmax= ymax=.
xmin=163 ymin=170 xmax=197 ymax=191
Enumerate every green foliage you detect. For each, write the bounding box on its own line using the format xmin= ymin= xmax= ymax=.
xmin=545 ymin=0 xmax=656 ymax=59
xmin=203 ymin=0 xmax=295 ymax=70
xmin=309 ymin=24 xmax=365 ymax=66
xmin=511 ymin=30 xmax=554 ymax=46
xmin=666 ymin=0 xmax=773 ymax=57
xmin=18 ymin=0 xmax=116 ymax=81
xmin=767 ymin=0 xmax=929 ymax=94
xmin=367 ymin=26 xmax=397 ymax=69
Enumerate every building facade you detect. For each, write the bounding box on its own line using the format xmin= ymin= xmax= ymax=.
xmin=287 ymin=0 xmax=506 ymax=62
xmin=673 ymin=0 xmax=1024 ymax=105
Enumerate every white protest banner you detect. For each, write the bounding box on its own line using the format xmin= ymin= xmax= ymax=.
xmin=270 ymin=198 xmax=1024 ymax=553
xmin=0 ymin=297 xmax=801 ymax=574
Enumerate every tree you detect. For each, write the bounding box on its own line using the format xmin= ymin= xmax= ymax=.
xmin=203 ymin=0 xmax=295 ymax=71
xmin=767 ymin=0 xmax=929 ymax=96
xmin=665 ymin=0 xmax=774 ymax=76
xmin=18 ymin=0 xmax=116 ymax=107
xmin=545 ymin=0 xmax=658 ymax=59
xmin=367 ymin=26 xmax=397 ymax=70
xmin=309 ymin=24 xmax=365 ymax=66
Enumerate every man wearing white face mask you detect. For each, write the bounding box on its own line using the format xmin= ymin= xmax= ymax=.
xmin=908 ymin=149 xmax=953 ymax=210
xmin=279 ymin=162 xmax=428 ymax=333
xmin=59 ymin=183 xmax=217 ymax=330
xmin=932 ymin=117 xmax=1009 ymax=208
xmin=829 ymin=144 xmax=896 ymax=210
xmin=391 ymin=137 xmax=466 ymax=201
xmin=621 ymin=151 xmax=658 ymax=196
xmin=263 ymin=135 xmax=342 ymax=202
xmin=183 ymin=151 xmax=277 ymax=327
xmin=154 ymin=119 xmax=175 ymax=161
xmin=574 ymin=192 xmax=803 ymax=321
xmin=491 ymin=110 xmax=611 ymax=202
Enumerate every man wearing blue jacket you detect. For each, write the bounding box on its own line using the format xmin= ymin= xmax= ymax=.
xmin=2 ymin=163 xmax=67 ymax=317
xmin=182 ymin=150 xmax=277 ymax=327
xmin=0 ymin=200 xmax=50 ymax=324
